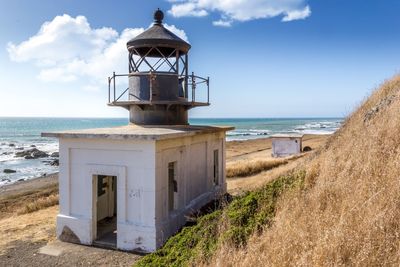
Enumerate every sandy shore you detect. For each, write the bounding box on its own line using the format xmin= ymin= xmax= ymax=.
xmin=0 ymin=134 xmax=329 ymax=266
xmin=0 ymin=173 xmax=58 ymax=200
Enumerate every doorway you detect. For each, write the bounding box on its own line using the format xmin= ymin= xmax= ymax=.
xmin=94 ymin=175 xmax=117 ymax=248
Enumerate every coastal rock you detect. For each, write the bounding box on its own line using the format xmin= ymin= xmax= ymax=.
xmin=15 ymin=148 xmax=49 ymax=159
xmin=1 ymin=152 xmax=12 ymax=155
xmin=15 ymin=147 xmax=24 ymax=150
xmin=30 ymin=145 xmax=36 ymax=148
xmin=32 ymin=150 xmax=49 ymax=158
xmin=8 ymin=143 xmax=15 ymax=147
xmin=17 ymin=178 xmax=25 ymax=182
xmin=303 ymin=146 xmax=312 ymax=152
xmin=50 ymin=152 xmax=59 ymax=157
xmin=1 ymin=178 xmax=11 ymax=183
xmin=3 ymin=169 xmax=17 ymax=174
xmin=15 ymin=149 xmax=33 ymax=157
xmin=43 ymin=159 xmax=59 ymax=166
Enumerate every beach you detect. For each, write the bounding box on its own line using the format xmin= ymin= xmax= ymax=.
xmin=0 ymin=134 xmax=329 ymax=266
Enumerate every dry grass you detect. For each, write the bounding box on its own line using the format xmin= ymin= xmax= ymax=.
xmin=209 ymin=75 xmax=400 ymax=266
xmin=16 ymin=193 xmax=59 ymax=215
xmin=0 ymin=181 xmax=59 ymax=256
xmin=0 ymin=184 xmax=58 ymax=219
xmin=0 ymin=205 xmax=58 ymax=255
xmin=226 ymin=158 xmax=289 ymax=178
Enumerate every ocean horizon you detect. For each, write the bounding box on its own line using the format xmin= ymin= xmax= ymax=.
xmin=0 ymin=117 xmax=342 ymax=186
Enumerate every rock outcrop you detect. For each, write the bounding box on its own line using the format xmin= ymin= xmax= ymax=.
xmin=3 ymin=169 xmax=17 ymax=174
xmin=15 ymin=148 xmax=49 ymax=159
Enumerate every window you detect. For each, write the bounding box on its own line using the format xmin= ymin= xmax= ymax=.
xmin=213 ymin=150 xmax=219 ymax=186
xmin=168 ymin=162 xmax=177 ymax=211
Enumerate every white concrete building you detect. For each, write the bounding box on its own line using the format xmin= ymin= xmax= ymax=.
xmin=43 ymin=125 xmax=231 ymax=252
xmin=42 ymin=10 xmax=233 ymax=253
xmin=271 ymin=134 xmax=303 ymax=157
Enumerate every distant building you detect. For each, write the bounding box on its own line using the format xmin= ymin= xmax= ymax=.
xmin=271 ymin=134 xmax=303 ymax=157
xmin=42 ymin=10 xmax=233 ymax=253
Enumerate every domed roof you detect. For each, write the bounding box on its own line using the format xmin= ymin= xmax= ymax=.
xmin=127 ymin=9 xmax=191 ymax=57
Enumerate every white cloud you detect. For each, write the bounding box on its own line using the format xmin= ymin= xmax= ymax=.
xmin=82 ymin=85 xmax=101 ymax=92
xmin=7 ymin=14 xmax=188 ymax=90
xmin=8 ymin=15 xmax=118 ymax=64
xmin=282 ymin=6 xmax=311 ymax=22
xmin=164 ymin=23 xmax=189 ymax=42
xmin=212 ymin=19 xmax=232 ymax=27
xmin=169 ymin=3 xmax=208 ymax=17
xmin=168 ymin=0 xmax=311 ymax=25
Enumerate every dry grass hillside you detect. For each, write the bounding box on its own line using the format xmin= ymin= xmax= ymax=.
xmin=211 ymin=75 xmax=400 ymax=266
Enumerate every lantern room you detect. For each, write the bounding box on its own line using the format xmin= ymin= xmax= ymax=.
xmin=108 ymin=9 xmax=209 ymax=125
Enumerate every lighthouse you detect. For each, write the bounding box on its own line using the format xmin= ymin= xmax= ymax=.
xmin=108 ymin=8 xmax=209 ymax=125
xmin=42 ymin=10 xmax=233 ymax=253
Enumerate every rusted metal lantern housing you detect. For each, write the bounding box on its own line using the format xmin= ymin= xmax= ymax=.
xmin=108 ymin=9 xmax=210 ymax=125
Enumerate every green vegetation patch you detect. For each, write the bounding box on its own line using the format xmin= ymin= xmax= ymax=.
xmin=135 ymin=171 xmax=305 ymax=267
xmin=222 ymin=171 xmax=305 ymax=247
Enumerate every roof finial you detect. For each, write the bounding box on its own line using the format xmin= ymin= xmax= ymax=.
xmin=154 ymin=8 xmax=164 ymax=25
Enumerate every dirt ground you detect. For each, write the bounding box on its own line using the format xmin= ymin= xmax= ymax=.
xmin=0 ymin=206 xmax=141 ymax=267
xmin=0 ymin=183 xmax=141 ymax=266
xmin=0 ymin=134 xmax=329 ymax=266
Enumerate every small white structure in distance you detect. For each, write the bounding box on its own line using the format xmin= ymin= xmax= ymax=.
xmin=271 ymin=134 xmax=303 ymax=157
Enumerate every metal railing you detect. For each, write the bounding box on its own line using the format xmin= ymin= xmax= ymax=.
xmin=108 ymin=71 xmax=209 ymax=104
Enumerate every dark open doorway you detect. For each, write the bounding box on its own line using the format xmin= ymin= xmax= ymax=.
xmin=93 ymin=175 xmax=117 ymax=248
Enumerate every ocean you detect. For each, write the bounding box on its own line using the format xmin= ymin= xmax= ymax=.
xmin=0 ymin=117 xmax=342 ymax=186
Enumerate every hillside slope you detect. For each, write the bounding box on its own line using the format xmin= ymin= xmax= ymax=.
xmin=211 ymin=75 xmax=400 ymax=266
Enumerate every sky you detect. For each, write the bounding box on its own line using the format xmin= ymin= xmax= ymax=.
xmin=0 ymin=0 xmax=399 ymax=118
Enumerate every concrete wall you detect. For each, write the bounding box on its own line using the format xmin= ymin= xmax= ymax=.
xmin=57 ymin=138 xmax=157 ymax=252
xmin=154 ymin=131 xmax=226 ymax=247
xmin=56 ymin=130 xmax=227 ymax=252
xmin=272 ymin=137 xmax=302 ymax=157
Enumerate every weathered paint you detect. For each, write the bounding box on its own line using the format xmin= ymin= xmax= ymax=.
xmin=154 ymin=131 xmax=226 ymax=247
xmin=55 ymin=130 xmax=227 ymax=252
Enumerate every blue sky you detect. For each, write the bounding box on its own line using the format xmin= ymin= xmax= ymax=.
xmin=1 ymin=0 xmax=399 ymax=118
